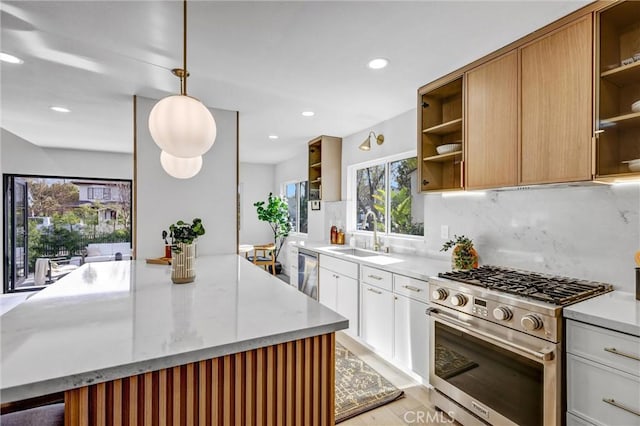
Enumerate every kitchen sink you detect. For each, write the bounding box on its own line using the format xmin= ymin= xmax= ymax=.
xmin=326 ymin=247 xmax=381 ymax=257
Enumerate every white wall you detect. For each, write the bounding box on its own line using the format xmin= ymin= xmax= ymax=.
xmin=135 ymin=97 xmax=237 ymax=259
xmin=239 ymin=162 xmax=276 ymax=245
xmin=1 ymin=128 xmax=132 ymax=179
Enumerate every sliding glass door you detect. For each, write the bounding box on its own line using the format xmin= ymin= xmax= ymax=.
xmin=4 ymin=176 xmax=29 ymax=292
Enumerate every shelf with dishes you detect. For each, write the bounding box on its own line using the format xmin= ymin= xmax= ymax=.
xmin=595 ymin=1 xmax=640 ymax=180
xmin=419 ymin=76 xmax=465 ymax=192
xmin=601 ymin=61 xmax=640 ymax=87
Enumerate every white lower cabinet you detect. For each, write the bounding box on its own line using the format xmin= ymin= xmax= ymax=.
xmin=361 ymin=282 xmax=394 ymax=359
xmin=318 ymin=256 xmax=359 ymax=337
xmin=318 ymin=267 xmax=338 ymax=311
xmin=566 ymin=319 xmax=640 ymax=425
xmin=393 ymin=294 xmax=429 ymax=381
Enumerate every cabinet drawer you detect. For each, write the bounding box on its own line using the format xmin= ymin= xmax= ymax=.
xmin=394 ymin=274 xmax=428 ymax=302
xmin=319 ymin=255 xmax=358 ymax=279
xmin=567 ymin=320 xmax=640 ymax=377
xmin=566 ymin=412 xmax=594 ymax=426
xmin=361 ymin=265 xmax=392 ymax=291
xmin=568 ymin=354 xmax=640 ymax=426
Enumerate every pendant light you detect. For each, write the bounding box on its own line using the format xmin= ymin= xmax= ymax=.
xmin=149 ymin=0 xmax=216 ymax=163
xmin=160 ymin=151 xmax=202 ymax=179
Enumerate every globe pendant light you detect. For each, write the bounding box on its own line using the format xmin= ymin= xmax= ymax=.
xmin=149 ymin=0 xmax=216 ymax=161
xmin=160 ymin=151 xmax=202 ymax=179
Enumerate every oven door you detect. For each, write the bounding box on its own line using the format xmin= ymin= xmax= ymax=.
xmin=429 ymin=307 xmax=560 ymax=426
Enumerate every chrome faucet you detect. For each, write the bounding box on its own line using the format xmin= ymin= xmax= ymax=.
xmin=364 ymin=210 xmax=380 ymax=251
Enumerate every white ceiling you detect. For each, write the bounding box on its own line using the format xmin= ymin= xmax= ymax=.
xmin=1 ymin=0 xmax=589 ymax=164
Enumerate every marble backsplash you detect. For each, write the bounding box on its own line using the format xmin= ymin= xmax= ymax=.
xmin=341 ymin=184 xmax=639 ymax=293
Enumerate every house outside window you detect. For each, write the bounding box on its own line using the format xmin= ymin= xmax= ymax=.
xmin=351 ymin=153 xmax=424 ymax=238
xmin=284 ymin=181 xmax=308 ymax=234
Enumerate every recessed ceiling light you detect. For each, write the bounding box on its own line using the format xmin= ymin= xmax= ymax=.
xmin=0 ymin=52 xmax=24 ymax=64
xmin=301 ymin=111 xmax=315 ymax=117
xmin=268 ymin=135 xmax=279 ymax=140
xmin=368 ymin=58 xmax=389 ymax=70
xmin=50 ymin=106 xmax=71 ymax=113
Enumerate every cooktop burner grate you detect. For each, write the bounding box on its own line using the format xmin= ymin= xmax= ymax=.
xmin=438 ymin=266 xmax=612 ymax=305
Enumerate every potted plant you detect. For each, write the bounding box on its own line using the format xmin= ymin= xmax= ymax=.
xmin=163 ymin=218 xmax=205 ymax=284
xmin=253 ymin=193 xmax=292 ymax=274
xmin=441 ymin=235 xmax=479 ymax=271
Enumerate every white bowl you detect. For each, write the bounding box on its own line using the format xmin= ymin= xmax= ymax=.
xmin=623 ymin=159 xmax=640 ymax=172
xmin=632 ymin=100 xmax=640 ymax=113
xmin=436 ymin=143 xmax=462 ymax=155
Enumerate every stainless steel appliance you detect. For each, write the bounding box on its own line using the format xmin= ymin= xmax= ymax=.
xmin=298 ymin=249 xmax=318 ymax=300
xmin=428 ymin=266 xmax=612 ymax=426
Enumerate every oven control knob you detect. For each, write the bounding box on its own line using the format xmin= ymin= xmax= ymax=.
xmin=521 ymin=314 xmax=543 ymax=331
xmin=493 ymin=307 xmax=513 ymax=321
xmin=432 ymin=288 xmax=448 ymax=301
xmin=451 ymin=294 xmax=468 ymax=307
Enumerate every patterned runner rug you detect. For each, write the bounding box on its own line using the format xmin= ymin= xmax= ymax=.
xmin=335 ymin=343 xmax=405 ymax=423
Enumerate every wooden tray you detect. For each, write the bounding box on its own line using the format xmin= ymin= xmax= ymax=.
xmin=145 ymin=257 xmax=171 ymax=265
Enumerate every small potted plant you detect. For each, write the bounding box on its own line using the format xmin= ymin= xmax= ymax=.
xmin=441 ymin=235 xmax=478 ymax=271
xmin=163 ymin=218 xmax=205 ymax=284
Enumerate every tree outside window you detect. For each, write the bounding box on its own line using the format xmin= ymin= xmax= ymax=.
xmin=355 ymin=156 xmax=423 ymax=237
xmin=284 ymin=181 xmax=308 ymax=234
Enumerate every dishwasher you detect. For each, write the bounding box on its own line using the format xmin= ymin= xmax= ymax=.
xmin=298 ymin=249 xmax=318 ymax=300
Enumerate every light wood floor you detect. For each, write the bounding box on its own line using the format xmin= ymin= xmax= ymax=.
xmin=336 ymin=332 xmax=457 ymax=426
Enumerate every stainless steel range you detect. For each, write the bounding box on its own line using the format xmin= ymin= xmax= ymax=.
xmin=427 ymin=266 xmax=612 ymax=426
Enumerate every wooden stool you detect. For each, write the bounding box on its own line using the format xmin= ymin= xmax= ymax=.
xmin=248 ymin=243 xmax=276 ymax=275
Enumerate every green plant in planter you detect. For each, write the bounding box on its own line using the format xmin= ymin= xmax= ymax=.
xmin=441 ymin=234 xmax=479 ymax=271
xmin=163 ymin=218 xmax=205 ymax=253
xmin=253 ymin=193 xmax=292 ymax=262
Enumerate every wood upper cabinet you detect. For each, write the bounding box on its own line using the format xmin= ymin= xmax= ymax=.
xmin=520 ymin=16 xmax=593 ymax=184
xmin=465 ymin=51 xmax=519 ymax=189
xmin=308 ymin=135 xmax=342 ymax=201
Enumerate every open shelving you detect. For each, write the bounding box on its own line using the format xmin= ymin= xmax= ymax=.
xmin=595 ymin=1 xmax=640 ymax=179
xmin=307 ymin=136 xmax=342 ymax=201
xmin=418 ymin=77 xmax=464 ymax=191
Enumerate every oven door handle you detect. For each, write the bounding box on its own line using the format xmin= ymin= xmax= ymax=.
xmin=428 ymin=309 xmax=555 ymax=362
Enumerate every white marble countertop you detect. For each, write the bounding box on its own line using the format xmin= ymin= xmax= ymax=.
xmin=0 ymin=255 xmax=347 ymax=403
xmin=564 ymin=291 xmax=640 ymax=337
xmin=295 ymin=241 xmax=451 ymax=281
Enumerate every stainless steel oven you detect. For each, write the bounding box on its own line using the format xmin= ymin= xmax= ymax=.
xmin=428 ymin=305 xmax=560 ymax=426
xmin=427 ymin=267 xmax=611 ymax=426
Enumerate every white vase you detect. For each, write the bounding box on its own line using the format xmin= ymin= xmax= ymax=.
xmin=171 ymin=242 xmax=196 ymax=284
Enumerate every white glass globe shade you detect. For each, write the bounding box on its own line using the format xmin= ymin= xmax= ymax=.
xmin=149 ymin=95 xmax=216 ymax=158
xmin=160 ymin=151 xmax=202 ymax=179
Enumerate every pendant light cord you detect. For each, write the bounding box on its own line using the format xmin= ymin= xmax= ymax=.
xmin=182 ymin=0 xmax=188 ymax=96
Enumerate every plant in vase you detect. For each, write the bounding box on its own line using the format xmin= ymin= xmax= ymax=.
xmin=253 ymin=193 xmax=292 ymax=274
xmin=441 ymin=235 xmax=478 ymax=271
xmin=163 ymin=218 xmax=205 ymax=284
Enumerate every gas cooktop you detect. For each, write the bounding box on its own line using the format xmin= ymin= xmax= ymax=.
xmin=438 ymin=266 xmax=613 ymax=306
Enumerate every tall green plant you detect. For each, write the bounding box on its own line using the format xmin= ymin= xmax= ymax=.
xmin=254 ymin=193 xmax=292 ymax=261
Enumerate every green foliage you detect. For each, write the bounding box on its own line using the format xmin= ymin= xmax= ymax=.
xmin=254 ymin=193 xmax=292 ymax=261
xmin=441 ymin=235 xmax=477 ymax=270
xmin=164 ymin=218 xmax=205 ymax=253
xmin=28 ymin=179 xmax=79 ymax=216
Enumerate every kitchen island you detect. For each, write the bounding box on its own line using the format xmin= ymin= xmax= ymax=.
xmin=1 ymin=255 xmax=347 ymax=425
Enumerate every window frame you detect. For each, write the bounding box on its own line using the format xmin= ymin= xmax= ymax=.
xmin=347 ymin=150 xmax=424 ymax=240
xmin=282 ymin=179 xmax=308 ymax=235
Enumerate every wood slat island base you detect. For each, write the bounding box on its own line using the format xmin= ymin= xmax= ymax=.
xmin=65 ymin=333 xmax=335 ymax=426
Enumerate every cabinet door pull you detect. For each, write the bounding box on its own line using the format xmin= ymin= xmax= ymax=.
xmin=368 ymin=275 xmax=383 ymax=281
xmin=604 ymin=347 xmax=640 ymax=362
xmin=403 ymin=285 xmax=421 ymax=292
xmin=602 ymin=398 xmax=640 ymax=417
xmin=367 ymin=288 xmax=382 ymax=295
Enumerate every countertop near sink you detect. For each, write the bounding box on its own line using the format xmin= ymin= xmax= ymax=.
xmin=294 ymin=241 xmax=451 ymax=281
xmin=564 ymin=291 xmax=640 ymax=337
